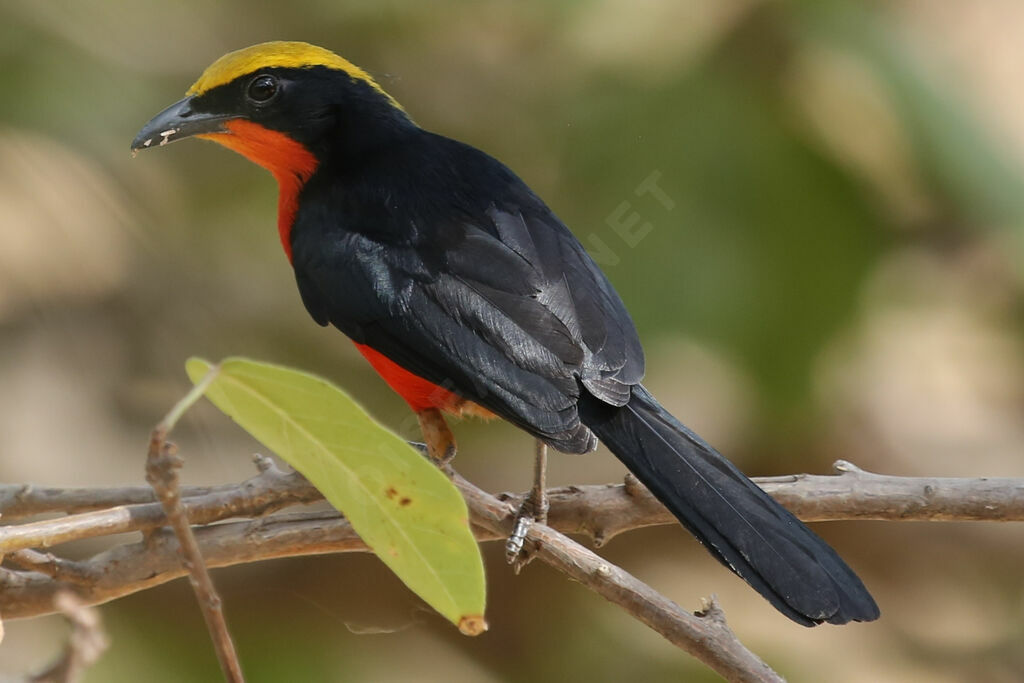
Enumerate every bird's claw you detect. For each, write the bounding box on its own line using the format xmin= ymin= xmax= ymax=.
xmin=505 ymin=513 xmax=532 ymax=564
xmin=505 ymin=493 xmax=548 ymax=571
xmin=438 ymin=443 xmax=457 ymax=466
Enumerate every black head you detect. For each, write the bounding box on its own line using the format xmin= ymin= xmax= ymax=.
xmin=132 ymin=41 xmax=415 ymax=167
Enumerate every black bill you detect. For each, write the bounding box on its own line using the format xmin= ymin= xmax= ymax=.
xmin=131 ymin=96 xmax=233 ymax=152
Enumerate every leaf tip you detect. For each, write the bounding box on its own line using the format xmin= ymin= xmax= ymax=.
xmin=457 ymin=615 xmax=488 ymax=636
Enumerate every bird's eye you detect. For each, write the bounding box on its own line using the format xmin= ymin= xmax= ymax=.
xmin=247 ymin=75 xmax=279 ymax=104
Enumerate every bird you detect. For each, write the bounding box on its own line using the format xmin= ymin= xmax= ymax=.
xmin=132 ymin=41 xmax=879 ymax=626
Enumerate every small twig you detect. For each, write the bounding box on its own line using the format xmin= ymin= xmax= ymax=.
xmin=145 ymin=366 xmax=244 ymax=683
xmin=26 ymin=592 xmax=108 ymax=683
xmin=6 ymin=550 xmax=99 ymax=585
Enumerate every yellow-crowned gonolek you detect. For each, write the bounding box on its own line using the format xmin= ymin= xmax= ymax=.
xmin=133 ymin=41 xmax=879 ymax=626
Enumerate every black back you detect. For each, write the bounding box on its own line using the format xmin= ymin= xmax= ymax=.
xmin=290 ymin=130 xmax=645 ymax=453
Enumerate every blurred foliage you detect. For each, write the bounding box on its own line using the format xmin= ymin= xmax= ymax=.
xmin=1 ymin=0 xmax=1022 ymax=681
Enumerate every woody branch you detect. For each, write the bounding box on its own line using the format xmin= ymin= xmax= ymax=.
xmin=0 ymin=458 xmax=1020 ymax=621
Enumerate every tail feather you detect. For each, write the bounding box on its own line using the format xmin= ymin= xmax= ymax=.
xmin=579 ymin=384 xmax=879 ymax=626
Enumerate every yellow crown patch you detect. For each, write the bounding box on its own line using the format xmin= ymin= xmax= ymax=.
xmin=187 ymin=41 xmax=401 ymax=109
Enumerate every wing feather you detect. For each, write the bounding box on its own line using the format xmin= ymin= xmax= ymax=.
xmin=290 ymin=133 xmax=644 ymax=451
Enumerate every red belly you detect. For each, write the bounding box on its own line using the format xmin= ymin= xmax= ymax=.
xmin=353 ymin=342 xmax=463 ymax=413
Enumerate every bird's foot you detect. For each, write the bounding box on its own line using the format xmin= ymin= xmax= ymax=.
xmin=506 ymin=440 xmax=548 ymax=572
xmin=505 ymin=491 xmax=548 ymax=572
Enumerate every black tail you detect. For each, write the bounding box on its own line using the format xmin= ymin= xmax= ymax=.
xmin=579 ymin=384 xmax=879 ymax=626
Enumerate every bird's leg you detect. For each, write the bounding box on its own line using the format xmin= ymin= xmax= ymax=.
xmin=506 ymin=439 xmax=549 ymax=571
xmin=417 ymin=408 xmax=457 ymax=465
xmin=528 ymin=439 xmax=549 ymax=525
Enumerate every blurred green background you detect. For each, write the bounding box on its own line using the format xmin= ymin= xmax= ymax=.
xmin=1 ymin=0 xmax=1023 ymax=681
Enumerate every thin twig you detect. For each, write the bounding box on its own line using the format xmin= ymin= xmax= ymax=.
xmin=25 ymin=592 xmax=108 ymax=683
xmin=144 ymin=366 xmax=245 ymax=683
xmin=6 ymin=550 xmax=99 ymax=585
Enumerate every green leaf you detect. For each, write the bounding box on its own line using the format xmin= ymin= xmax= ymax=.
xmin=185 ymin=356 xmax=486 ymax=634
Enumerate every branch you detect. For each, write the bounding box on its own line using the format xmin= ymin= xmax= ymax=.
xmin=2 ymin=460 xmax=1020 ymax=556
xmin=456 ymin=472 xmax=783 ymax=682
xmin=0 ymin=482 xmax=238 ymax=521
xmin=143 ymin=371 xmax=245 ymax=683
xmin=0 ymin=455 xmax=319 ymax=554
xmin=0 ymin=511 xmax=370 ymax=620
xmin=0 ymin=481 xmax=782 ymax=682
xmin=2 ymin=460 xmax=1021 ymax=680
xmin=518 ymin=460 xmax=1024 ymax=546
xmin=6 ymin=550 xmax=100 ymax=585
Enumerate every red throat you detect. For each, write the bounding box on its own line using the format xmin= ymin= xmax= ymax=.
xmin=200 ymin=120 xmax=318 ymax=261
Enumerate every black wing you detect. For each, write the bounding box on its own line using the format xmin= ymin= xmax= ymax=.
xmin=290 ymin=132 xmax=644 ymax=452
